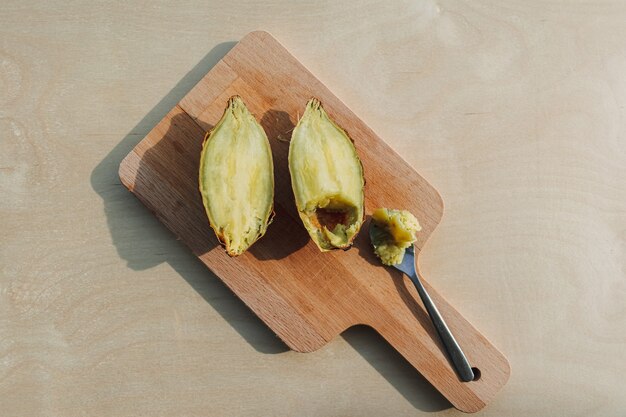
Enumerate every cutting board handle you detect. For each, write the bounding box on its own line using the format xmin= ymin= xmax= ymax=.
xmin=368 ymin=270 xmax=510 ymax=413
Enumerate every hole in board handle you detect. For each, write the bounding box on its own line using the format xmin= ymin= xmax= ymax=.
xmin=471 ymin=367 xmax=481 ymax=381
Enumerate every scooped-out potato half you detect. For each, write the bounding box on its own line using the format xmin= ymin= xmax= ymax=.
xmin=288 ymin=98 xmax=365 ymax=251
xmin=199 ymin=96 xmax=274 ymax=256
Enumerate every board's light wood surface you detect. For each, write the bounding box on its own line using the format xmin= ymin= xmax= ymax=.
xmin=2 ymin=1 xmax=626 ymax=416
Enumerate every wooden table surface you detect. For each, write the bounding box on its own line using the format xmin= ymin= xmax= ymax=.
xmin=2 ymin=1 xmax=625 ymax=416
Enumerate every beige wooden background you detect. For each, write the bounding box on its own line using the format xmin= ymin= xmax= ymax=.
xmin=2 ymin=1 xmax=625 ymax=416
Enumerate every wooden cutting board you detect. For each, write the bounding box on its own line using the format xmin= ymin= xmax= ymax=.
xmin=119 ymin=31 xmax=509 ymax=413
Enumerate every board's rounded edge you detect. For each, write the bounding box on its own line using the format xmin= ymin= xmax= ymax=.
xmin=241 ymin=30 xmax=278 ymax=45
xmin=118 ymin=151 xmax=137 ymax=192
xmin=280 ymin=331 xmax=330 ymax=353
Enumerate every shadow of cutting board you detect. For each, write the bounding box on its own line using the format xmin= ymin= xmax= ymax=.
xmin=119 ymin=31 xmax=509 ymax=413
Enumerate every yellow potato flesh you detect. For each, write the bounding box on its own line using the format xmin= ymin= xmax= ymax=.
xmin=199 ymin=96 xmax=274 ymax=256
xmin=371 ymin=208 xmax=421 ymax=265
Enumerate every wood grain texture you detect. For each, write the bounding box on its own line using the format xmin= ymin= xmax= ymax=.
xmin=2 ymin=1 xmax=626 ymax=416
xmin=119 ymin=31 xmax=509 ymax=412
